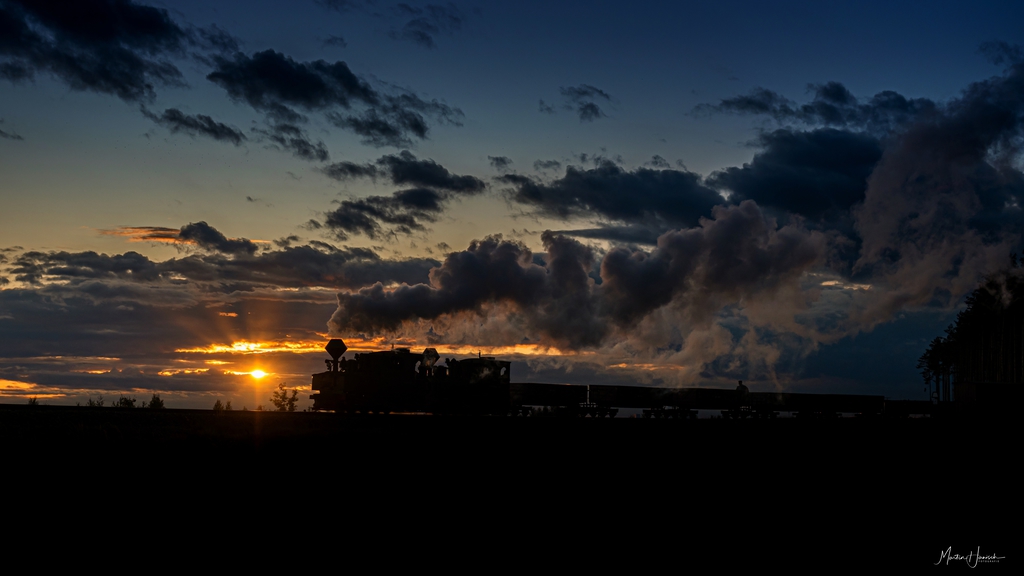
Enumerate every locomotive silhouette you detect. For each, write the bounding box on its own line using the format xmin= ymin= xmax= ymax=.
xmin=310 ymin=339 xmax=929 ymax=418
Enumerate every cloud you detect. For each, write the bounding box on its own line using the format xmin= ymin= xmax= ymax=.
xmin=208 ymin=49 xmax=463 ymax=149
xmin=850 ymin=53 xmax=1024 ymax=323
xmin=388 ymin=3 xmax=464 ymax=49
xmin=7 ymin=234 xmax=438 ymax=294
xmin=0 ymin=0 xmax=189 ymax=102
xmin=533 ymin=159 xmax=561 ymax=172
xmin=251 ymin=122 xmax=329 ymax=162
xmin=207 ymin=49 xmax=377 ymax=119
xmin=178 ymin=222 xmax=260 ymax=256
xmin=322 ymin=35 xmax=347 ymax=48
xmin=322 ymin=150 xmax=485 ymax=191
xmin=559 ymin=84 xmax=612 ymax=122
xmin=142 ymin=107 xmax=246 ymax=146
xmin=488 ymin=155 xmax=512 ymax=171
xmin=329 ymin=202 xmax=825 ymax=350
xmin=323 ymin=188 xmax=448 ymax=240
xmin=318 ymin=151 xmax=486 ymax=239
xmin=97 ymin=222 xmax=259 ymax=256
xmin=538 ymin=100 xmax=555 ymax=114
xmin=698 ymin=82 xmax=937 ymax=134
xmin=315 ymin=0 xmax=368 ymax=13
xmin=0 ymin=118 xmax=23 ymax=140
xmin=708 ymin=128 xmax=882 ymax=221
xmin=980 ymin=41 xmax=1024 ymax=66
xmin=497 ymin=160 xmax=726 ymax=231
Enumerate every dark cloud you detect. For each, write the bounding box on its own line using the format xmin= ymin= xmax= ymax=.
xmin=498 ymin=160 xmax=726 ymax=229
xmin=208 ymin=49 xmax=462 ymax=149
xmin=321 ymin=150 xmax=485 ymax=193
xmin=538 ymin=100 xmax=555 ymax=114
xmin=273 ymin=235 xmax=300 ymax=248
xmin=316 ymin=0 xmax=364 ymax=12
xmin=322 ymin=160 xmax=379 ymax=181
xmin=326 ymin=94 xmax=463 ymax=148
xmin=559 ymin=84 xmax=612 ymax=122
xmin=142 ymin=107 xmax=246 ymax=146
xmin=377 ymin=150 xmax=484 ymax=192
xmin=389 ymin=3 xmax=464 ymax=49
xmin=980 ymin=41 xmax=1024 ymax=66
xmin=178 ymin=222 xmax=260 ymax=256
xmin=193 ymin=24 xmax=240 ymax=55
xmin=322 ymin=35 xmax=348 ymax=48
xmin=533 ymin=159 xmax=561 ymax=172
xmin=6 ymin=238 xmax=437 ymax=294
xmin=699 ymin=82 xmax=937 ymax=134
xmin=208 ymin=50 xmax=377 ymax=118
xmin=553 ymin=224 xmax=663 ymax=245
xmin=251 ymin=122 xmax=329 ymax=162
xmin=0 ymin=0 xmax=189 ymax=102
xmin=647 ymin=155 xmax=670 ymax=169
xmin=0 ymin=118 xmax=23 ymax=140
xmin=708 ymin=128 xmax=882 ymax=221
xmin=488 ymin=155 xmax=512 ymax=171
xmin=323 ymin=188 xmax=447 ymax=240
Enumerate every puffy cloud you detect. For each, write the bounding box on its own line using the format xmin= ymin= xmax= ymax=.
xmin=851 ymin=55 xmax=1024 ymax=323
xmin=329 ymin=202 xmax=825 ymax=350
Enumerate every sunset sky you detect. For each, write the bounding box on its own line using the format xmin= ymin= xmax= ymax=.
xmin=2 ymin=0 xmax=1023 ymax=408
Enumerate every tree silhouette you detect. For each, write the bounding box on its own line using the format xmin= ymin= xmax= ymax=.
xmin=114 ymin=396 xmax=137 ymax=408
xmin=145 ymin=394 xmax=165 ymax=409
xmin=271 ymin=383 xmax=298 ymax=412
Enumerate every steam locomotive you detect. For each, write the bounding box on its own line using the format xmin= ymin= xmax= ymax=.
xmin=310 ymin=339 xmax=929 ymax=418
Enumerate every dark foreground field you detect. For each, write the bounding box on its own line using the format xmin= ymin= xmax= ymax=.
xmin=4 ymin=404 xmax=1012 ymax=479
xmin=3 ymin=404 xmax=1014 ymax=567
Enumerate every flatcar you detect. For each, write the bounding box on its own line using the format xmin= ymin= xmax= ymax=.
xmin=310 ymin=339 xmax=922 ymax=418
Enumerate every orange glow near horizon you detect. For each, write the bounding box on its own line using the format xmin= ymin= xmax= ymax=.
xmin=175 ymin=337 xmax=591 ymax=358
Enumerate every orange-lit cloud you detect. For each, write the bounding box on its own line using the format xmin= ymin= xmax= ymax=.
xmin=157 ymin=368 xmax=210 ymax=376
xmin=98 ymin=226 xmax=270 ymax=247
xmin=99 ymin=226 xmax=181 ymax=243
xmin=174 ymin=337 xmax=588 ymax=358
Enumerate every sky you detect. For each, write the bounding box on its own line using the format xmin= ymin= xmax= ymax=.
xmin=2 ymin=0 xmax=1023 ymax=409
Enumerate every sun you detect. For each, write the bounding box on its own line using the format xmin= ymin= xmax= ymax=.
xmin=251 ymin=370 xmax=267 ymax=379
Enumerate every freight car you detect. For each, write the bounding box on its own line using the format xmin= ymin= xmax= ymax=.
xmin=310 ymin=339 xmax=916 ymax=418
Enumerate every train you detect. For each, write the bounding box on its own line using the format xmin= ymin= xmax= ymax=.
xmin=310 ymin=339 xmax=935 ymax=418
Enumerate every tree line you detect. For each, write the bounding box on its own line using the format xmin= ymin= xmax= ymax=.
xmin=918 ymin=254 xmax=1024 ymax=400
